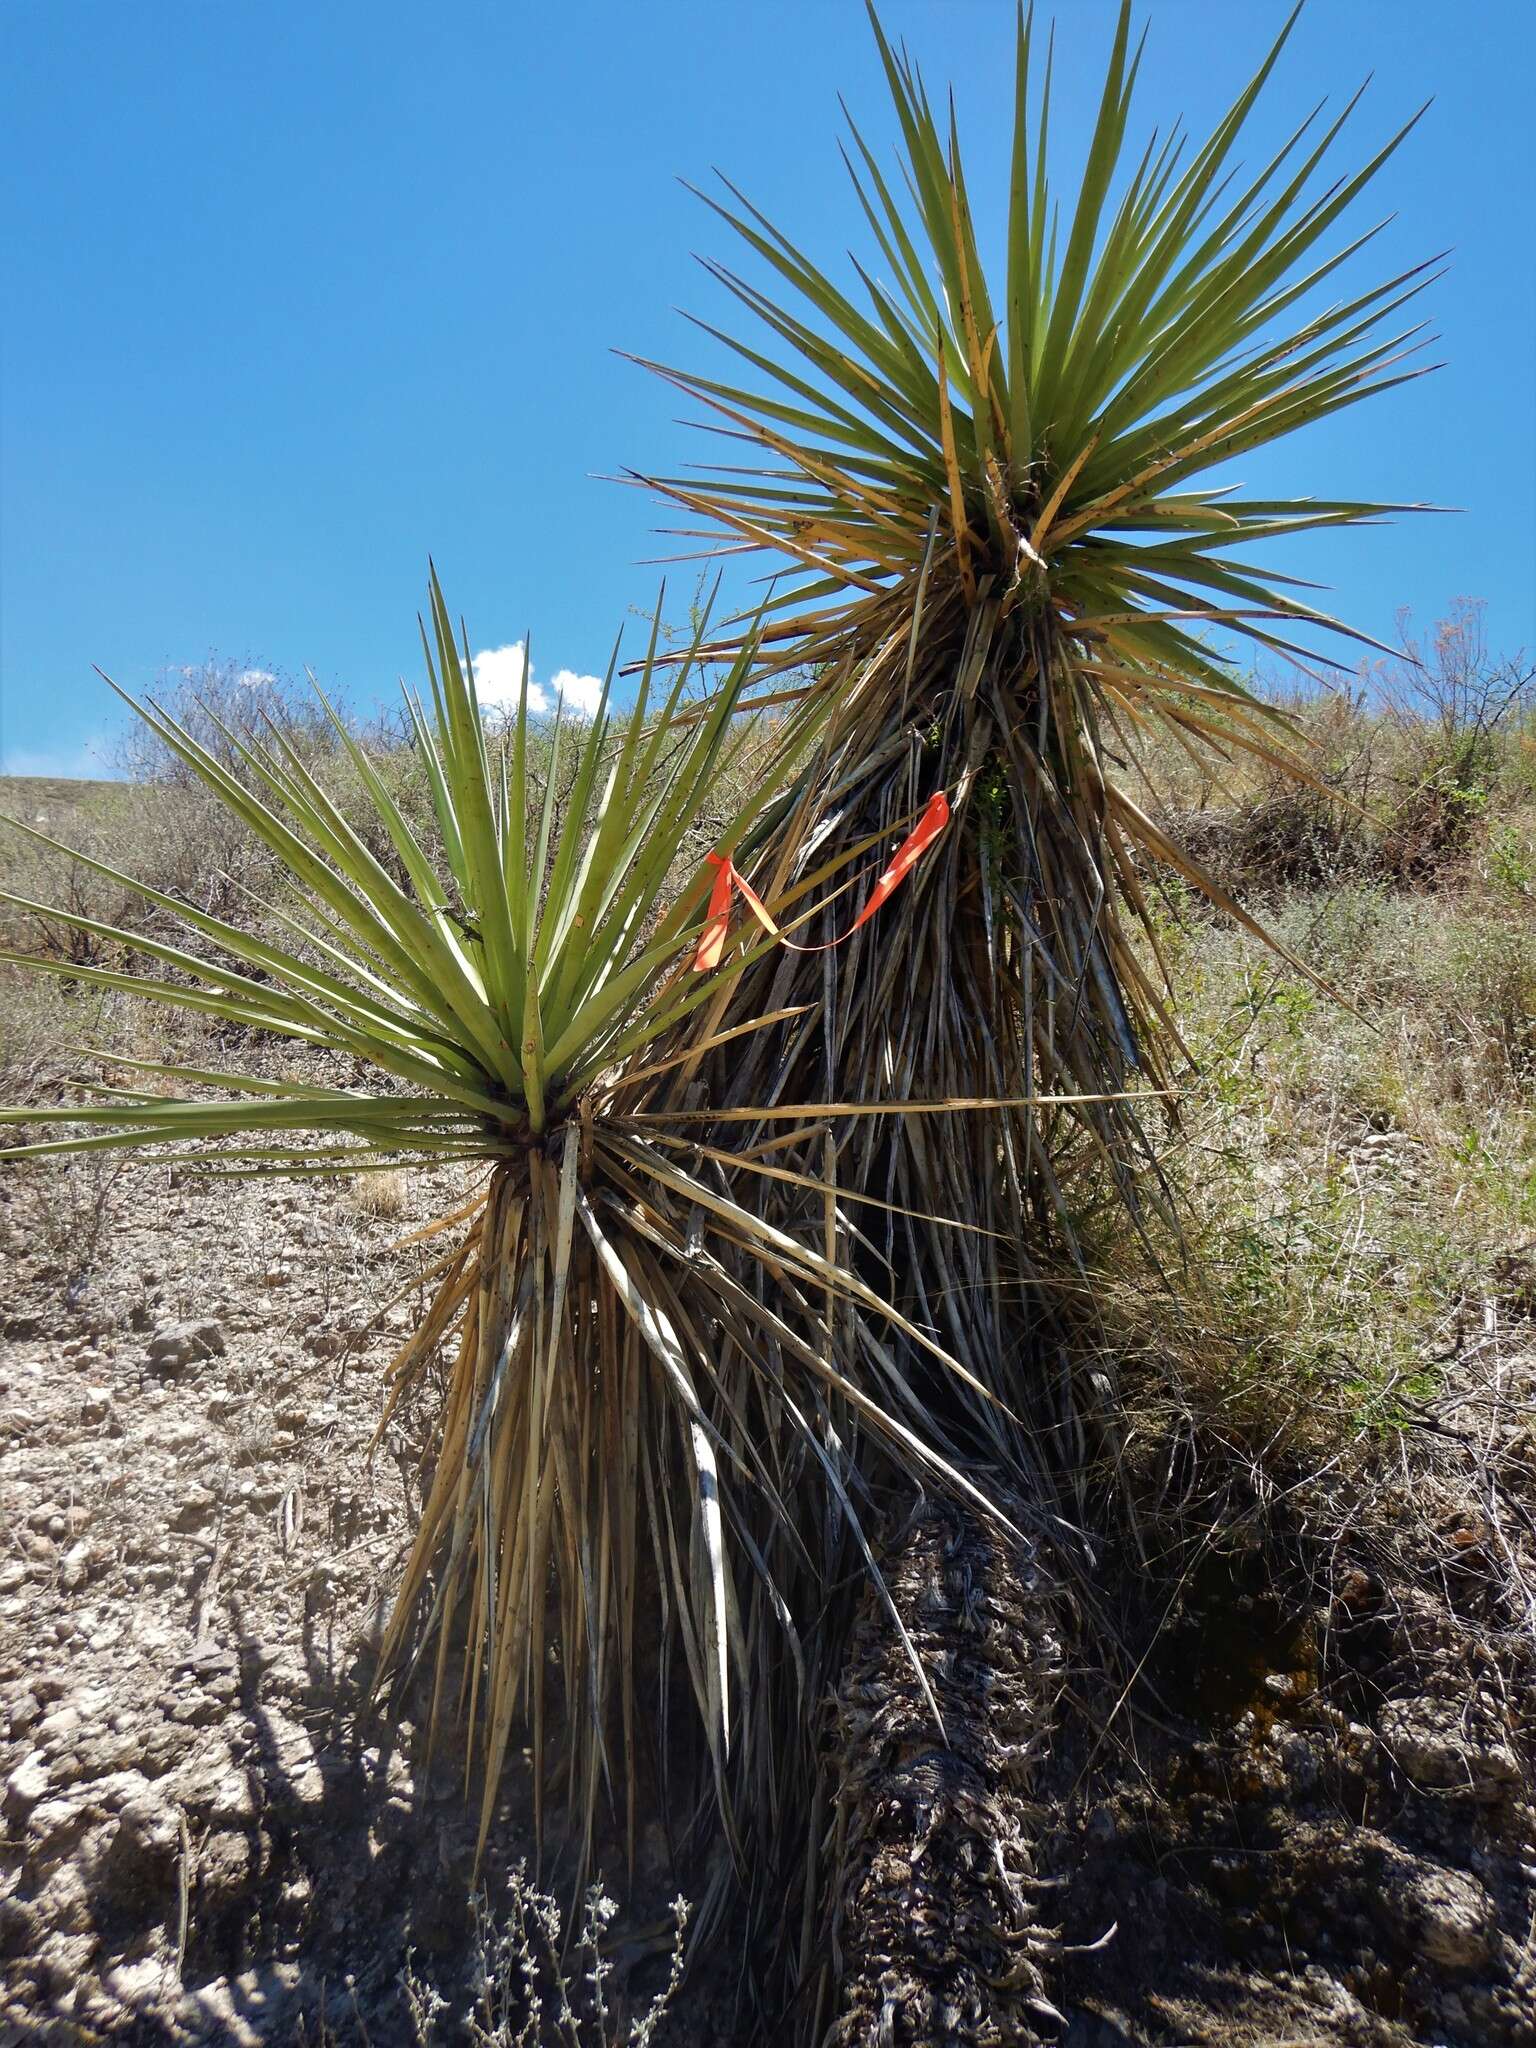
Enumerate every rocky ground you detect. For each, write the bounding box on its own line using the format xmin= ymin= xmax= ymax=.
xmin=2 ymin=1145 xmax=1533 ymax=2044
xmin=0 ymin=1154 xmax=568 ymax=2044
xmin=1047 ymin=1463 xmax=1536 ymax=2047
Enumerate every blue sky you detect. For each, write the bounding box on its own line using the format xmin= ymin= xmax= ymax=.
xmin=3 ymin=0 xmax=1533 ymax=778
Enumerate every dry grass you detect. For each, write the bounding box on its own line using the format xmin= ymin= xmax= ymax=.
xmin=1065 ymin=609 xmax=1535 ymax=1478
xmin=347 ymin=1168 xmax=409 ymax=1222
xmin=1082 ymin=870 xmax=1534 ymax=1482
xmin=1132 ymin=606 xmax=1536 ymax=906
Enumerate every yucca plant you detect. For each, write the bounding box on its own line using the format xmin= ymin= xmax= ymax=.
xmin=0 ymin=573 xmax=1004 ymax=1926
xmin=634 ymin=0 xmax=1436 ymax=1433
xmin=623 ymin=6 xmax=1436 ymax=2028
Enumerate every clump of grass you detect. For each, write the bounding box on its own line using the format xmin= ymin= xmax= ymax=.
xmin=0 ymin=1151 xmax=130 ymax=1300
xmin=1128 ymin=603 xmax=1536 ymax=904
xmin=1089 ymin=877 xmax=1535 ymax=1463
xmin=0 ymin=967 xmax=116 ymax=1105
xmin=349 ymin=1167 xmax=408 ymax=1221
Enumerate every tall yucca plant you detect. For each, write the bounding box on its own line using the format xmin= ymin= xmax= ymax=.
xmin=624 ymin=11 xmax=1436 ymax=2026
xmin=633 ymin=0 xmax=1436 ymax=1465
xmin=0 ymin=573 xmax=999 ymax=1907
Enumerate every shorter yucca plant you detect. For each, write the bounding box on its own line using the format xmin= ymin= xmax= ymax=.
xmin=0 ymin=572 xmax=999 ymax=1913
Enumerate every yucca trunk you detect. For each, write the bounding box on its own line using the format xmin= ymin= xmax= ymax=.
xmin=370 ymin=1121 xmax=891 ymax=1917
xmin=820 ymin=1499 xmax=1066 ymax=2047
xmin=377 ymin=1150 xmax=639 ymax=1869
xmin=676 ymin=614 xmax=1106 ymax=2030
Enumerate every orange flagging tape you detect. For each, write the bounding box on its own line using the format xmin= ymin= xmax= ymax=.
xmin=693 ymin=790 xmax=951 ymax=973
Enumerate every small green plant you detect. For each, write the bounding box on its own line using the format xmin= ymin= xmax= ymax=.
xmin=403 ymin=1878 xmax=689 ymax=2048
xmin=1486 ymin=821 xmax=1535 ymax=897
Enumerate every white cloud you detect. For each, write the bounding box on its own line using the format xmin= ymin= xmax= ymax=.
xmin=467 ymin=645 xmax=603 ymax=721
xmin=546 ymin=668 xmax=606 ymax=718
xmin=467 ymin=643 xmax=544 ymax=713
xmin=239 ymin=668 xmax=277 ymax=690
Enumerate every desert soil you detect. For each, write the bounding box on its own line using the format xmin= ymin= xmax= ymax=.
xmin=2 ymin=1148 xmax=1534 ymax=2044
xmin=1 ymin=1153 xmax=563 ymax=2044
